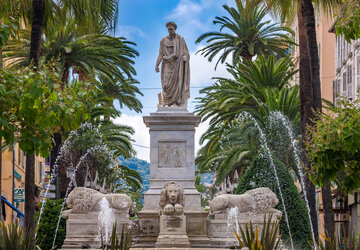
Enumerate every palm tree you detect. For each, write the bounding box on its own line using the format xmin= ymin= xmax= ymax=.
xmin=260 ymin=0 xmax=341 ymax=242
xmin=196 ymin=55 xmax=300 ymax=187
xmin=4 ymin=16 xmax=139 ymax=85
xmin=195 ymin=0 xmax=294 ymax=68
xmin=2 ymin=0 xmax=120 ymax=233
xmin=196 ymin=120 xmax=260 ymax=186
xmin=196 ymin=55 xmax=298 ymax=127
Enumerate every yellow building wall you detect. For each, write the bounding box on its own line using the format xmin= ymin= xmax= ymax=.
xmin=1 ymin=142 xmax=46 ymax=225
xmin=316 ymin=10 xmax=336 ymax=102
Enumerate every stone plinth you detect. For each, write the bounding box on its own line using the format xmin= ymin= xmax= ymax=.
xmin=156 ymin=215 xmax=191 ymax=248
xmin=207 ymin=212 xmax=280 ymax=248
xmin=61 ymin=210 xmax=130 ymax=249
xmin=143 ymin=109 xmax=201 ymax=208
xmin=135 ymin=109 xmax=210 ymax=248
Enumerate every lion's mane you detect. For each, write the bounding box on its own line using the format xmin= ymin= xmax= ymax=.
xmin=159 ymin=181 xmax=185 ymax=209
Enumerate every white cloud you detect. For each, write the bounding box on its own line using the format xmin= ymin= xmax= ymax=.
xmin=117 ymin=25 xmax=146 ymax=40
xmin=113 ymin=114 xmax=150 ymax=161
xmin=190 ymin=46 xmax=232 ymax=86
xmin=113 ymin=113 xmax=209 ymax=163
xmin=195 ymin=118 xmax=209 ymax=155
xmin=166 ymin=0 xmax=204 ymax=20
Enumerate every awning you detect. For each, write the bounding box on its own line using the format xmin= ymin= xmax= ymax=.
xmin=1 ymin=196 xmax=24 ymax=218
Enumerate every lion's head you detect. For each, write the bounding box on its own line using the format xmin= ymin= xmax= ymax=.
xmin=245 ymin=187 xmax=279 ymax=212
xmin=66 ymin=187 xmax=98 ymax=212
xmin=159 ymin=181 xmax=185 ymax=209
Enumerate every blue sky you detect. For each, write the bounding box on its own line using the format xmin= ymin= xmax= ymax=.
xmin=113 ymin=0 xmax=234 ymax=160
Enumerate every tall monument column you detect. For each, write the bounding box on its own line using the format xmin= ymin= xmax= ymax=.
xmin=136 ymin=21 xmax=209 ymax=247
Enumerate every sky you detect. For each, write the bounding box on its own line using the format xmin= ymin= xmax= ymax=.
xmin=113 ymin=0 xmax=235 ymax=161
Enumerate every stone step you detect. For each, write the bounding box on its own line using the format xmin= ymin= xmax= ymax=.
xmin=131 ymin=248 xmax=228 ymax=250
xmin=61 ymin=248 xmax=227 ymax=250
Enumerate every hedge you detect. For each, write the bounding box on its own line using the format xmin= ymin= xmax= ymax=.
xmin=235 ymin=154 xmax=312 ymax=249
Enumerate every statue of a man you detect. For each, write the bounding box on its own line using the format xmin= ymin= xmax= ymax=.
xmin=155 ymin=21 xmax=190 ymax=107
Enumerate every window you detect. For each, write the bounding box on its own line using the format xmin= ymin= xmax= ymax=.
xmin=336 ymin=79 xmax=341 ymax=96
xmin=39 ymin=162 xmax=43 ymax=183
xmin=347 ymin=65 xmax=353 ymax=98
xmin=316 ymin=9 xmax=319 ymax=26
xmin=357 ymin=56 xmax=360 ymax=90
xmin=343 ymin=72 xmax=347 ymax=94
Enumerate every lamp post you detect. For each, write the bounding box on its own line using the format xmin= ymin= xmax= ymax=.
xmin=66 ymin=167 xmax=75 ymax=179
xmin=66 ymin=167 xmax=76 ymax=191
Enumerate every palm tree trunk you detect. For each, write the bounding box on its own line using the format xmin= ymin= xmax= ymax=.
xmin=0 ymin=139 xmax=2 ymax=221
xmin=300 ymin=0 xmax=321 ymax=112
xmin=300 ymin=0 xmax=334 ymax=245
xmin=0 ymin=28 xmax=3 ymax=222
xmin=61 ymin=62 xmax=70 ymax=86
xmin=298 ymin=9 xmax=319 ymax=243
xmin=26 ymin=0 xmax=45 ymax=235
xmin=24 ymin=153 xmax=35 ymax=231
xmin=322 ymin=182 xmax=335 ymax=239
xmin=29 ymin=0 xmax=45 ymax=67
xmin=50 ymin=132 xmax=62 ymax=198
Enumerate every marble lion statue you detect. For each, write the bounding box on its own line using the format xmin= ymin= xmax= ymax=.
xmin=62 ymin=187 xmax=135 ymax=218
xmin=159 ymin=181 xmax=185 ymax=215
xmin=209 ymin=187 xmax=282 ymax=217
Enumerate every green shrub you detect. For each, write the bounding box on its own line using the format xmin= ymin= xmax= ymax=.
xmin=235 ymin=214 xmax=281 ymax=250
xmin=101 ymin=223 xmax=133 ymax=250
xmin=0 ymin=220 xmax=39 ymax=250
xmin=235 ymin=154 xmax=312 ymax=249
xmin=35 ymin=199 xmax=66 ymax=250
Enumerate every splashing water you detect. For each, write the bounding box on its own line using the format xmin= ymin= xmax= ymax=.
xmin=98 ymin=197 xmax=115 ymax=245
xmin=32 ymin=122 xmax=118 ymax=247
xmin=52 ymin=150 xmax=90 ymax=248
xmin=239 ymin=112 xmax=294 ymax=250
xmin=36 ymin=123 xmax=99 ymax=233
xmin=226 ymin=207 xmax=240 ymax=246
xmin=270 ymin=111 xmax=316 ymax=243
xmin=51 ymin=142 xmax=117 ymax=248
xmin=227 ymin=207 xmax=239 ymax=235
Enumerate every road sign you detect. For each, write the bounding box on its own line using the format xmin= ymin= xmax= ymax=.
xmin=14 ymin=188 xmax=24 ymax=202
xmin=43 ymin=184 xmax=56 ymax=191
xmin=41 ymin=192 xmax=56 ymax=199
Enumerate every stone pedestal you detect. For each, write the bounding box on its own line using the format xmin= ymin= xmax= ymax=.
xmin=207 ymin=212 xmax=280 ymax=248
xmin=156 ymin=215 xmax=191 ymax=248
xmin=61 ymin=210 xmax=130 ymax=249
xmin=143 ymin=109 xmax=202 ymax=208
xmin=135 ymin=109 xmax=210 ymax=247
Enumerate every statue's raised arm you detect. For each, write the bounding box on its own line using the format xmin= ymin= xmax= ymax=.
xmin=155 ymin=22 xmax=190 ymax=108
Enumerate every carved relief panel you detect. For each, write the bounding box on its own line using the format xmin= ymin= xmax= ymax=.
xmin=158 ymin=141 xmax=186 ymax=168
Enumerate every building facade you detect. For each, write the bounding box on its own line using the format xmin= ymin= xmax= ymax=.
xmin=333 ymin=35 xmax=360 ymax=102
xmin=289 ymin=8 xmax=335 ymax=102
xmin=1 ymin=143 xmax=47 ymax=225
xmin=329 ymin=25 xmax=360 ymax=238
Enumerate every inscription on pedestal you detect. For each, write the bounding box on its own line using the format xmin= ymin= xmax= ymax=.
xmin=166 ymin=216 xmax=182 ymax=230
xmin=159 ymin=141 xmax=186 ymax=168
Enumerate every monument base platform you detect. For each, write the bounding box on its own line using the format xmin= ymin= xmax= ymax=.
xmin=135 ymin=207 xmax=210 ymax=248
xmin=61 ymin=211 xmax=130 ymax=249
xmin=155 ymin=215 xmax=191 ymax=248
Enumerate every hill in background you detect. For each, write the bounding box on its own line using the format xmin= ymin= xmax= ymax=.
xmin=118 ymin=156 xmax=214 ymax=194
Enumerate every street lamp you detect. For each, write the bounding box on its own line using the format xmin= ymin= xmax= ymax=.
xmin=66 ymin=167 xmax=75 ymax=179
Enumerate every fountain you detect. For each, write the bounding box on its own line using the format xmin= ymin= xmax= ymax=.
xmin=239 ymin=112 xmax=295 ymax=249
xmin=60 ymin=187 xmax=134 ymax=248
xmin=98 ymin=197 xmax=115 ymax=245
xmin=270 ymin=111 xmax=316 ymax=242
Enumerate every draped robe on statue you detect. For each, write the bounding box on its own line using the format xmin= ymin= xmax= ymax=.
xmin=158 ymin=34 xmax=190 ymax=106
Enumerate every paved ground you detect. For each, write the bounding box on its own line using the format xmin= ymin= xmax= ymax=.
xmin=62 ymin=248 xmax=228 ymax=250
xmin=131 ymin=248 xmax=228 ymax=250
